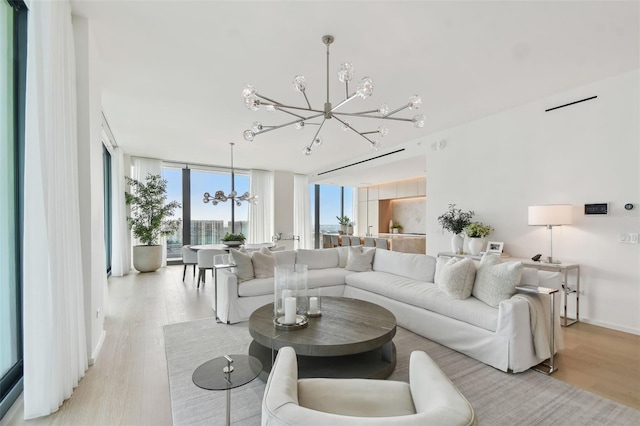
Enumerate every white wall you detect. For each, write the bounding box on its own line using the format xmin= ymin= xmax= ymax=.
xmin=73 ymin=16 xmax=107 ymax=363
xmin=426 ymin=70 xmax=640 ymax=334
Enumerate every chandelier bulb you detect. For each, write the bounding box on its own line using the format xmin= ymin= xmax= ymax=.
xmin=378 ymin=126 xmax=389 ymax=137
xmin=338 ymin=62 xmax=355 ymax=83
xmin=408 ymin=95 xmax=422 ymax=110
xmin=303 ymin=146 xmax=312 ymax=156
xmin=356 ymin=77 xmax=374 ymax=99
xmin=370 ymin=140 xmax=381 ymax=151
xmin=378 ymin=104 xmax=389 ymax=117
xmin=203 ymin=192 xmax=210 ymax=198
xmin=242 ymin=84 xmax=256 ymax=98
xmin=266 ymin=104 xmax=276 ymax=112
xmin=243 ymin=130 xmax=255 ymax=141
xmin=251 ymin=121 xmax=263 ymax=132
xmin=295 ymin=121 xmax=305 ymax=130
xmin=413 ymin=114 xmax=426 ymax=128
xmin=313 ymin=137 xmax=323 ymax=147
xmin=293 ymin=75 xmax=307 ymax=92
xmin=244 ymin=94 xmax=260 ymax=111
xmin=342 ymin=121 xmax=351 ymax=131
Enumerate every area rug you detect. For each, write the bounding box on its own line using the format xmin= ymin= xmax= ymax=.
xmin=164 ymin=318 xmax=640 ymax=426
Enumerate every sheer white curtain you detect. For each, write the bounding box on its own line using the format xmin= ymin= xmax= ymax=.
xmin=111 ymin=147 xmax=130 ymax=276
xmin=129 ymin=156 xmax=166 ymax=266
xmin=23 ymin=0 xmax=88 ymax=418
xmin=247 ymin=169 xmax=274 ymax=243
xmin=294 ymin=174 xmax=311 ymax=249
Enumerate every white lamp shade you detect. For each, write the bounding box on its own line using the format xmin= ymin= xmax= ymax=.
xmin=528 ymin=205 xmax=573 ymax=226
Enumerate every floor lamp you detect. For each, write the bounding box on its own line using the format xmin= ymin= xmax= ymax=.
xmin=528 ymin=205 xmax=573 ymax=264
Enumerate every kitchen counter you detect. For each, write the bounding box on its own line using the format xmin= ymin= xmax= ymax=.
xmin=322 ymin=233 xmax=425 ymax=254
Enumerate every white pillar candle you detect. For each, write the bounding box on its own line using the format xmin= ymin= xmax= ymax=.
xmin=309 ymin=297 xmax=319 ymax=314
xmin=281 ymin=289 xmax=292 ymax=313
xmin=284 ymin=296 xmax=296 ymax=325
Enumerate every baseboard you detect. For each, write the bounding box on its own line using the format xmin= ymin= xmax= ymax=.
xmin=579 ymin=317 xmax=640 ymax=336
xmin=89 ymin=330 xmax=106 ymax=365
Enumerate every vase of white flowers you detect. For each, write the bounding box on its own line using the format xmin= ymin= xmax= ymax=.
xmin=437 ymin=204 xmax=474 ymax=254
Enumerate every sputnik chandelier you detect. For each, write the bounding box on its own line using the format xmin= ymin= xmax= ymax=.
xmin=241 ymin=35 xmax=426 ymax=155
xmin=203 ymin=142 xmax=257 ymax=206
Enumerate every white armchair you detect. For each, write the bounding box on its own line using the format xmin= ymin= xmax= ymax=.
xmin=262 ymin=346 xmax=477 ymax=426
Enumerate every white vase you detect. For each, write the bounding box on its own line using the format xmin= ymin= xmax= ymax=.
xmin=450 ymin=234 xmax=464 ymax=254
xmin=468 ymin=238 xmax=484 ymax=256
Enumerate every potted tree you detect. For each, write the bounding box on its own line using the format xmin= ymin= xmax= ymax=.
xmin=125 ymin=173 xmax=181 ymax=272
xmin=336 ymin=215 xmax=350 ymax=235
xmin=465 ymin=222 xmax=493 ymax=255
xmin=437 ymin=204 xmax=474 ymax=254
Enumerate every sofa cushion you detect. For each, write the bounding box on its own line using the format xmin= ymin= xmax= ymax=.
xmin=337 ymin=246 xmax=349 ymax=268
xmin=296 ymin=248 xmax=339 ymax=269
xmin=273 ymin=250 xmax=296 ymax=266
xmin=229 ymin=248 xmax=254 ymax=282
xmin=438 ymin=258 xmax=476 ymax=300
xmin=472 ymin=254 xmax=523 ymax=308
xmin=237 ymin=276 xmax=274 ymax=297
xmin=345 ymin=246 xmax=375 ymax=272
xmin=307 ymin=268 xmax=354 ymax=288
xmin=373 ymin=249 xmax=436 ymax=282
xmin=252 ymin=247 xmax=276 ymax=279
xmin=346 ymin=272 xmax=499 ymax=332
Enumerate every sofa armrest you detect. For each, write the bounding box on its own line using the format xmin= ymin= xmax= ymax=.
xmin=216 ymin=269 xmax=239 ymax=323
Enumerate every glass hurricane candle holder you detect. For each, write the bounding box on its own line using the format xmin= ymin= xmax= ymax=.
xmin=307 ymin=288 xmax=322 ymax=318
xmin=273 ymin=264 xmax=308 ymax=330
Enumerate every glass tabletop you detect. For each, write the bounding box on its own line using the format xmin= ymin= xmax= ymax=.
xmin=192 ymin=354 xmax=262 ymax=391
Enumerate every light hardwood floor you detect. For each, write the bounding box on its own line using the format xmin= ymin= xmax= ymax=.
xmin=2 ymin=265 xmax=639 ymax=425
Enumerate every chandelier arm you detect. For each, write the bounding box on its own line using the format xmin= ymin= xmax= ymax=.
xmin=332 ymin=115 xmax=375 ymax=144
xmin=333 ymin=112 xmax=414 ymax=122
xmin=384 ymin=103 xmax=411 ymax=117
xmin=308 ymin=118 xmax=326 ymax=148
xmin=302 ymin=91 xmax=312 ymax=110
xmin=330 ymin=93 xmax=359 ymax=112
xmin=255 ymin=113 xmax=325 ymax=136
xmin=255 ymin=93 xmax=286 ymax=106
xmin=273 ymin=104 xmax=325 ymax=114
xmin=277 ymin=108 xmax=308 ymax=120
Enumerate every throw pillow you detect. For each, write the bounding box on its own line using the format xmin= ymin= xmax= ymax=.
xmin=438 ymin=258 xmax=476 ymax=299
xmin=252 ymin=247 xmax=276 ymax=279
xmin=472 ymin=254 xmax=523 ymax=307
xmin=337 ymin=246 xmax=349 ymax=268
xmin=345 ymin=246 xmax=375 ymax=272
xmin=229 ymin=248 xmax=255 ymax=282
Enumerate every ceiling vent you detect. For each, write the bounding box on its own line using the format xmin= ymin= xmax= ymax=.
xmin=545 ymin=95 xmax=597 ymax=112
xmin=317 ymin=148 xmax=406 ymax=176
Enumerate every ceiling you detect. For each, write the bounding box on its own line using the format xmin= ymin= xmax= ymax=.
xmin=70 ymin=0 xmax=639 ymax=187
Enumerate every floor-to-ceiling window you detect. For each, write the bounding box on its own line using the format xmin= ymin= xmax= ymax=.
xmin=102 ymin=144 xmax=112 ymax=273
xmin=162 ymin=164 xmax=250 ymax=259
xmin=1 ymin=0 xmax=25 ymax=419
xmin=310 ymin=184 xmax=354 ymax=248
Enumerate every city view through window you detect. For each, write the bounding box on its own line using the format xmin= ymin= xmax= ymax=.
xmin=163 ymin=167 xmax=249 ymax=260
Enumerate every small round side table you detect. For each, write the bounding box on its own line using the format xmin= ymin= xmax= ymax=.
xmin=192 ymin=354 xmax=262 ymax=426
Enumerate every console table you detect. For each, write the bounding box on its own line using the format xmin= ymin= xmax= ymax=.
xmin=437 ymin=252 xmax=580 ymax=327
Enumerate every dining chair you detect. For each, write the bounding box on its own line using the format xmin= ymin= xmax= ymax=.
xmin=342 ymin=236 xmax=352 ymax=246
xmin=330 ymin=235 xmax=339 ymax=247
xmin=182 ymin=246 xmax=198 ymax=281
xmin=350 ymin=236 xmax=361 ymax=246
xmin=197 ymin=249 xmax=226 ymax=288
xmin=375 ymin=238 xmax=389 ymax=250
xmin=364 ymin=237 xmax=376 ymax=247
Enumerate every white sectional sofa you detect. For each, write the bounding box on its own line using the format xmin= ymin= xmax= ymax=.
xmin=215 ymin=247 xmax=561 ymax=373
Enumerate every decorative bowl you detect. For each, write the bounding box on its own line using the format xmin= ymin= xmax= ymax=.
xmin=223 ymin=241 xmax=243 ymax=247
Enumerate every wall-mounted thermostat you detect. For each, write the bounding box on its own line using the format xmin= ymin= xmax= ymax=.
xmin=584 ymin=203 xmax=608 ymax=215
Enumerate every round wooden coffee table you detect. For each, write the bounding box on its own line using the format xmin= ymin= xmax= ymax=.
xmin=248 ymin=297 xmax=396 ymax=380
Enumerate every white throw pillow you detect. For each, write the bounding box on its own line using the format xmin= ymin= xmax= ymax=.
xmin=438 ymin=258 xmax=476 ymax=300
xmin=345 ymin=246 xmax=375 ymax=272
xmin=337 ymin=246 xmax=349 ymax=268
xmin=252 ymin=247 xmax=276 ymax=279
xmin=472 ymin=254 xmax=523 ymax=307
xmin=229 ymin=248 xmax=255 ymax=282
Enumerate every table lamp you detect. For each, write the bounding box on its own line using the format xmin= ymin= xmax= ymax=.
xmin=528 ymin=205 xmax=572 ymax=264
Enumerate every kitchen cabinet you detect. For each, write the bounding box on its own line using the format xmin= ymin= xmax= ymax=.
xmin=396 ymin=180 xmax=418 ymax=198
xmin=378 ymin=183 xmax=397 ymax=200
xmin=417 ymin=177 xmax=426 ymax=196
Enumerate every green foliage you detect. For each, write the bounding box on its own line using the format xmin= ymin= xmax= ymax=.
xmin=437 ymin=204 xmax=474 ymax=235
xmin=465 ymin=222 xmax=494 ymax=238
xmin=336 ymin=215 xmax=350 ymax=225
xmin=222 ymin=232 xmax=246 ymax=242
xmin=125 ymin=174 xmax=181 ymax=246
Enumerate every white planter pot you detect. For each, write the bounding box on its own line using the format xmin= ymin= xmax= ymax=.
xmin=340 ymin=224 xmax=347 ymax=235
xmin=133 ymin=245 xmax=163 ymax=272
xmin=347 ymin=225 xmax=354 ymax=235
xmin=451 ymin=234 xmax=464 ymax=254
xmin=468 ymin=238 xmax=484 ymax=256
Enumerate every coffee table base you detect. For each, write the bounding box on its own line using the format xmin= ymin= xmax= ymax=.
xmin=249 ymin=340 xmax=396 ymax=382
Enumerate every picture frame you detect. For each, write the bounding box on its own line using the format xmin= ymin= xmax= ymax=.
xmin=486 ymin=241 xmax=504 ymax=254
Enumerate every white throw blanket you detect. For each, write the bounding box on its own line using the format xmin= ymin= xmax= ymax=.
xmin=512 ymin=293 xmax=564 ymax=360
